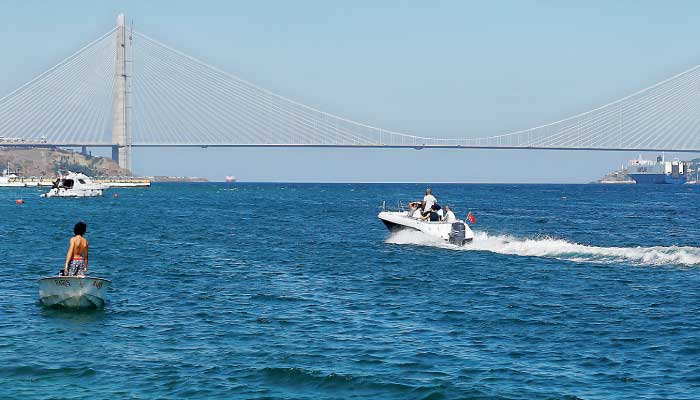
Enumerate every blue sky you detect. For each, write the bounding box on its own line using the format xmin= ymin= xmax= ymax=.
xmin=1 ymin=1 xmax=699 ymax=182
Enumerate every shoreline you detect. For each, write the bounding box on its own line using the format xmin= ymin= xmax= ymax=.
xmin=156 ymin=180 xmax=670 ymax=185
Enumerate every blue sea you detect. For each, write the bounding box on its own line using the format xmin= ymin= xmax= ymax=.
xmin=2 ymin=183 xmax=700 ymax=399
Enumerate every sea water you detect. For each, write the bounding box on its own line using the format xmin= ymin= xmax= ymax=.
xmin=1 ymin=183 xmax=699 ymax=399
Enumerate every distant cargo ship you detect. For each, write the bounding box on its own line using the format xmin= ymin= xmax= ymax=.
xmin=627 ymin=155 xmax=687 ymax=184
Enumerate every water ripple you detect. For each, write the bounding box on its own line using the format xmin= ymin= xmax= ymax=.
xmin=1 ymin=183 xmax=700 ymax=398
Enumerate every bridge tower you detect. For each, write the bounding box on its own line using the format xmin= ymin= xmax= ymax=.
xmin=111 ymin=13 xmax=132 ymax=172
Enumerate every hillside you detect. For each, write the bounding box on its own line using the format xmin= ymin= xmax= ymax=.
xmin=0 ymin=147 xmax=131 ymax=177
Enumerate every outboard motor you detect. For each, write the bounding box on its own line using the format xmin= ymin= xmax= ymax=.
xmin=448 ymin=222 xmax=466 ymax=245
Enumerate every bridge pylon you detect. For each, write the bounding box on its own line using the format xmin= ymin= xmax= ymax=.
xmin=111 ymin=13 xmax=132 ymax=172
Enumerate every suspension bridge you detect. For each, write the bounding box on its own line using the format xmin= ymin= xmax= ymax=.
xmin=1 ymin=14 xmax=700 ymax=171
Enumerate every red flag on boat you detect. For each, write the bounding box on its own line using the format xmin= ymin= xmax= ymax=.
xmin=467 ymin=211 xmax=476 ymax=224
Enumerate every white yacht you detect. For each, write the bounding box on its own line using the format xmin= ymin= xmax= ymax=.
xmin=41 ymin=171 xmax=106 ymax=197
xmin=378 ymin=201 xmax=475 ymax=245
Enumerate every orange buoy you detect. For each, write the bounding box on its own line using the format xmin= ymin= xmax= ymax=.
xmin=15 ymin=199 xmax=24 ymax=205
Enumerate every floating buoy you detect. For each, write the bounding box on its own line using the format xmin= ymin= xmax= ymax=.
xmin=15 ymin=199 xmax=24 ymax=205
xmin=113 ymin=193 xmax=119 ymax=198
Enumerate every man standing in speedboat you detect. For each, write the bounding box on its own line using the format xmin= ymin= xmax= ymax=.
xmin=63 ymin=222 xmax=88 ymax=276
xmin=421 ymin=188 xmax=437 ymax=215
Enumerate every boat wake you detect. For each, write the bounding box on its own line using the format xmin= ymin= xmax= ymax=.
xmin=386 ymin=230 xmax=700 ymax=266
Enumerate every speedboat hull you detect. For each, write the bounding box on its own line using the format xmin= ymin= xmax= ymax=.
xmin=38 ymin=276 xmax=110 ymax=308
xmin=378 ymin=211 xmax=474 ymax=245
xmin=41 ymin=188 xmax=103 ymax=197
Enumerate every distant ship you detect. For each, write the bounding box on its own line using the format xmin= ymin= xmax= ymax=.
xmin=627 ymin=155 xmax=687 ymax=184
xmin=225 ymin=176 xmax=236 ymax=183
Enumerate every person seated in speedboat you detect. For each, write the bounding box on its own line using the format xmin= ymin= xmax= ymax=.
xmin=421 ymin=188 xmax=437 ymax=216
xmin=442 ymin=205 xmax=457 ymax=223
xmin=412 ymin=207 xmax=423 ymax=219
xmin=62 ymin=222 xmax=89 ymax=276
xmin=421 ymin=203 xmax=443 ymax=222
xmin=408 ymin=201 xmax=423 ymax=218
xmin=434 ymin=204 xmax=444 ymax=220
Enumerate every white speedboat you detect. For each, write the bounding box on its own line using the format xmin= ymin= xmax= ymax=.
xmin=38 ymin=276 xmax=110 ymax=308
xmin=378 ymin=203 xmax=474 ymax=245
xmin=41 ymin=171 xmax=106 ymax=197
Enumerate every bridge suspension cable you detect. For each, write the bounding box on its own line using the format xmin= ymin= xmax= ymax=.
xmin=0 ymin=28 xmax=117 ymax=145
xmin=1 ymin=23 xmax=699 ymax=151
xmin=131 ymin=31 xmax=700 ymax=150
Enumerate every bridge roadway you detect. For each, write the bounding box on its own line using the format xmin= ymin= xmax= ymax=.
xmin=2 ymin=142 xmax=700 ymax=153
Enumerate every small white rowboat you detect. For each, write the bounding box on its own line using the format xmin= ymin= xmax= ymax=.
xmin=38 ymin=276 xmax=111 ymax=308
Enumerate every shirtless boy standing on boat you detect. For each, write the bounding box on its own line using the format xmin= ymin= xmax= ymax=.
xmin=63 ymin=222 xmax=88 ymax=276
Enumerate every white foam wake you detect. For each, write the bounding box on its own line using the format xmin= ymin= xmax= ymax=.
xmin=386 ymin=230 xmax=700 ymax=266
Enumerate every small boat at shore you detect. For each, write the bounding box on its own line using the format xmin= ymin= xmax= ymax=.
xmin=38 ymin=276 xmax=110 ymax=308
xmin=378 ymin=202 xmax=475 ymax=245
xmin=0 ymin=162 xmax=25 ymax=187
